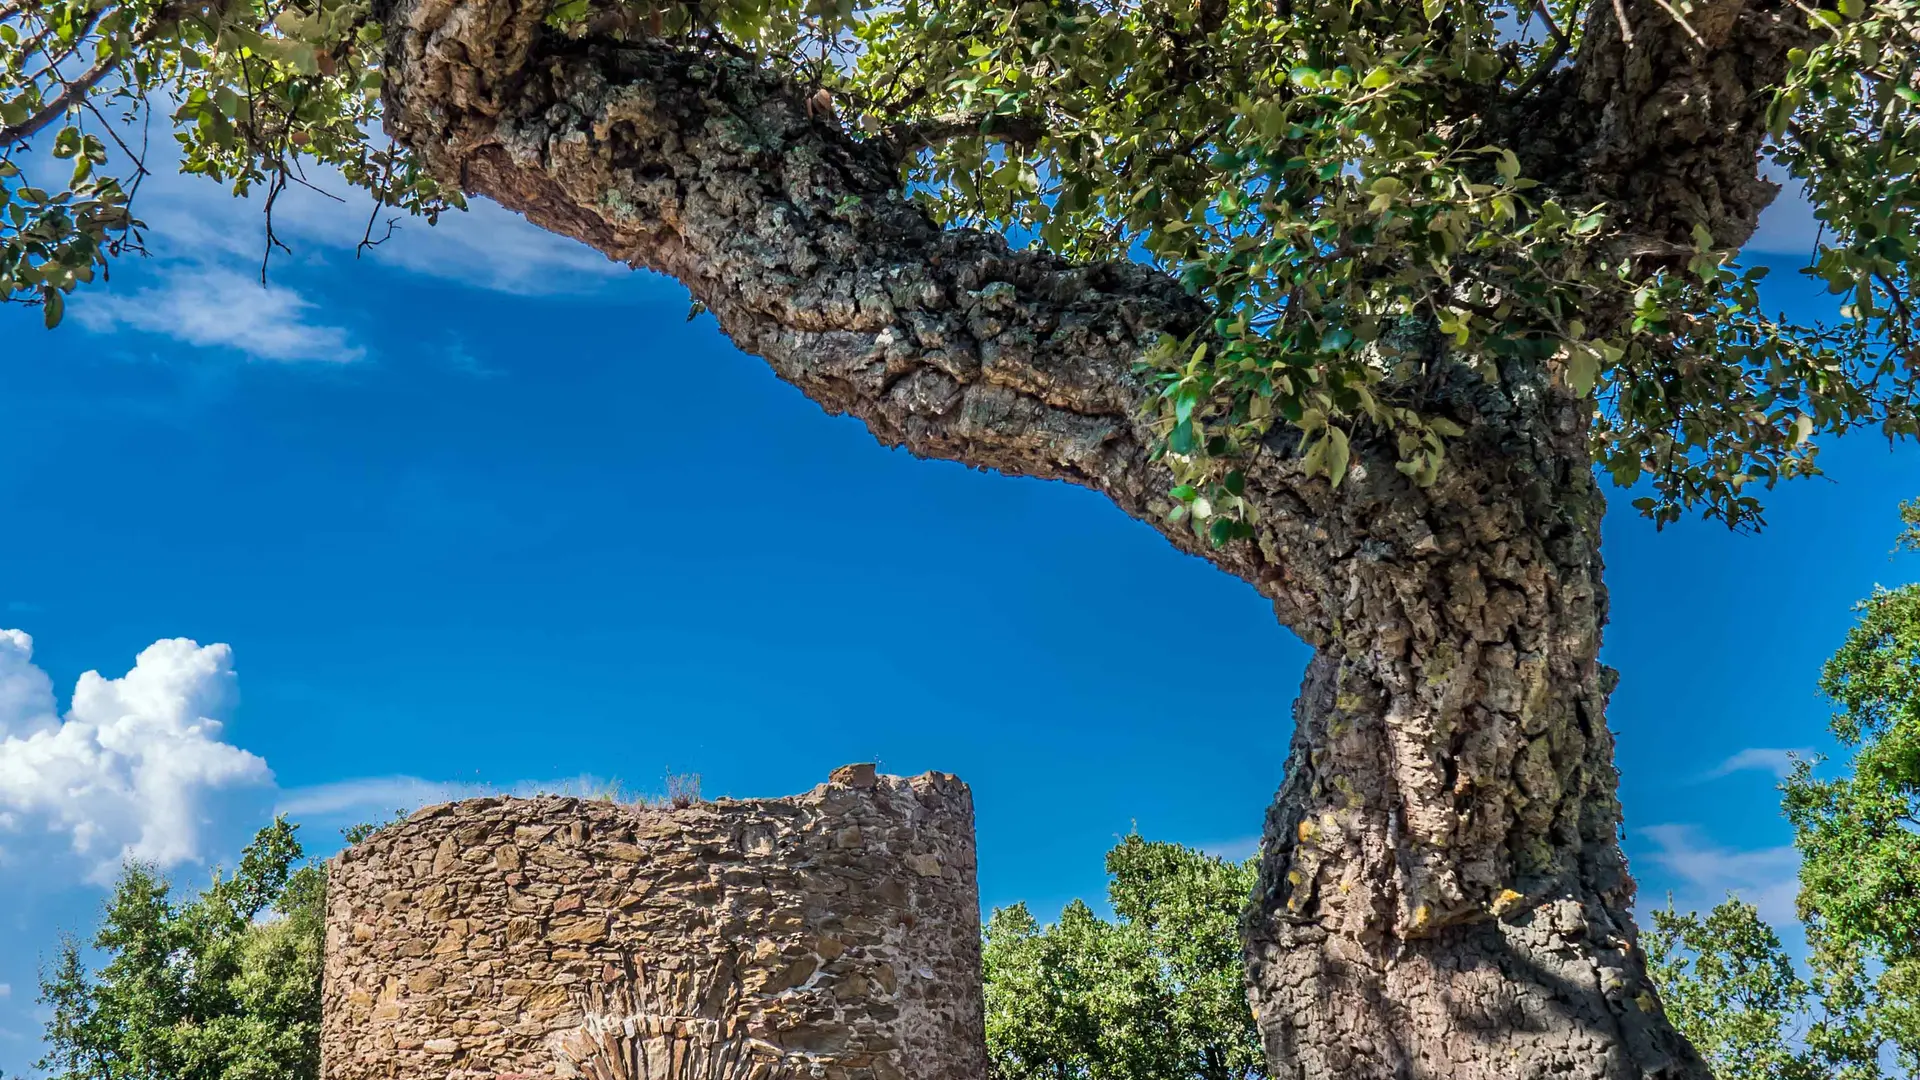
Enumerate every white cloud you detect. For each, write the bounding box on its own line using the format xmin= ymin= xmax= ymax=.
xmin=0 ymin=631 xmax=272 ymax=882
xmin=1639 ymin=823 xmax=1801 ymax=927
xmin=130 ymin=138 xmax=624 ymax=297
xmin=0 ymin=984 xmax=10 ymax=999
xmin=71 ymin=264 xmax=364 ymax=363
xmin=1198 ymin=836 xmax=1262 ymax=862
xmin=1700 ymin=747 xmax=1814 ymax=782
xmin=276 ymin=775 xmax=492 ymax=819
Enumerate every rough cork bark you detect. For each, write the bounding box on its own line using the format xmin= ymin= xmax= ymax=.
xmin=372 ymin=0 xmax=1790 ymax=1074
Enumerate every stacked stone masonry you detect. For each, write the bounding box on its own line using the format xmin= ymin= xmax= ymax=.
xmin=321 ymin=765 xmax=986 ymax=1080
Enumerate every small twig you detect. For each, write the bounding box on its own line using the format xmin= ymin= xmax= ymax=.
xmin=1611 ymin=0 xmax=1636 ymax=47
xmin=258 ymin=168 xmax=294 ymax=284
xmin=1647 ymin=0 xmax=1706 ymax=47
xmin=284 ymin=170 xmax=347 ymax=202
xmin=82 ymin=97 xmax=149 ymax=182
xmin=356 ymin=214 xmax=400 ymax=252
xmin=356 ymin=138 xmax=404 ymax=256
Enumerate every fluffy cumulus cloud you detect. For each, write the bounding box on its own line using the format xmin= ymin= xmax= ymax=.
xmin=0 ymin=631 xmax=271 ymax=881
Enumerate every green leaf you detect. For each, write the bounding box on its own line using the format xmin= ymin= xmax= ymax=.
xmin=1566 ymin=345 xmax=1600 ymax=397
xmin=1174 ymin=384 xmax=1199 ymax=422
xmin=42 ymin=289 xmax=63 ymax=328
xmin=1325 ymin=427 xmax=1350 ymax=488
xmin=1168 ymin=418 xmax=1195 ymax=455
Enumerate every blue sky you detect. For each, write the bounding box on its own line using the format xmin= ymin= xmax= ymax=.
xmin=0 ymin=152 xmax=1913 ymax=1072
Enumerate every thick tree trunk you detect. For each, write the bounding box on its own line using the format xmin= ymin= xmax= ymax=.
xmin=1240 ymin=368 xmax=1710 ymax=1079
xmin=369 ymin=1 xmax=1781 ymax=1075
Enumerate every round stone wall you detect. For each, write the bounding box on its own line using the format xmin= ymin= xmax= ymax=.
xmin=320 ymin=765 xmax=985 ymax=1080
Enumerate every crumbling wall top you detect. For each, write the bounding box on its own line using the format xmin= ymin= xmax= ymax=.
xmin=320 ymin=766 xmax=984 ymax=1080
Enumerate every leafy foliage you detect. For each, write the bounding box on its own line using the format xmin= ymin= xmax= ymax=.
xmin=1645 ymin=899 xmax=1887 ymax=1080
xmin=981 ymin=836 xmax=1265 ymax=1080
xmin=0 ymin=0 xmax=454 ymax=324
xmin=1646 ymin=506 xmax=1920 ymax=1077
xmin=843 ymin=0 xmax=1920 ymax=532
xmin=5 ymin=0 xmax=1920 ymax=530
xmin=35 ymin=818 xmax=325 ymax=1080
xmin=1785 ymin=572 xmax=1920 ymax=1070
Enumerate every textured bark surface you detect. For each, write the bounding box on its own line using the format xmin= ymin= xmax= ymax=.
xmin=1240 ymin=370 xmax=1711 ymax=1079
xmin=1523 ymin=0 xmax=1801 ymax=248
xmin=373 ymin=0 xmax=1786 ymax=1074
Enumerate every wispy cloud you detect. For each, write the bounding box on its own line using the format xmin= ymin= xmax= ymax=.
xmin=441 ymin=338 xmax=502 ymax=379
xmin=132 ymin=143 xmax=625 ymax=297
xmin=1640 ymin=823 xmax=1801 ymax=927
xmin=0 ymin=984 xmax=10 ymax=999
xmin=1199 ymin=836 xmax=1262 ymax=863
xmin=275 ymin=775 xmax=492 ymax=819
xmin=72 ymin=265 xmax=365 ymax=363
xmin=277 ymin=773 xmax=624 ymax=822
xmin=1700 ymin=747 xmax=1814 ymax=782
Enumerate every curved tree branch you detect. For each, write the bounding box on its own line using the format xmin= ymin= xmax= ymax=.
xmin=375 ymin=0 xmax=1366 ymax=633
xmin=0 ymin=53 xmax=119 ymax=146
xmin=881 ymin=111 xmax=1051 ymax=163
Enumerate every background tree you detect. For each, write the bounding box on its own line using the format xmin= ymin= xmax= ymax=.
xmin=35 ymin=819 xmax=324 ymax=1080
xmin=982 ymin=836 xmax=1265 ymax=1080
xmin=1644 ymin=900 xmax=1889 ymax=1080
xmin=1646 ymin=503 xmax=1920 ymax=1078
xmin=7 ymin=0 xmax=1920 ymax=1069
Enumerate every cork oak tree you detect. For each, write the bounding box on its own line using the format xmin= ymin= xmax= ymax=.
xmin=5 ymin=0 xmax=1920 ymax=1073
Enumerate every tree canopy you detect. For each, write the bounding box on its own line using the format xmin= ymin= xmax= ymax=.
xmin=4 ymin=0 xmax=1918 ymax=533
xmin=35 ymin=818 xmax=324 ymax=1080
xmin=980 ymin=836 xmax=1265 ymax=1080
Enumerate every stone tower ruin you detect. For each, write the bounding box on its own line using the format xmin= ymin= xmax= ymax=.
xmin=319 ymin=765 xmax=986 ymax=1080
